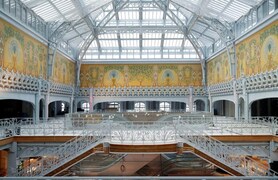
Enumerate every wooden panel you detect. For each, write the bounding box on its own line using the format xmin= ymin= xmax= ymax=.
xmin=110 ymin=144 xmax=179 ymax=153
xmin=211 ymin=135 xmax=274 ymax=142
xmin=0 ymin=137 xmax=14 ymax=146
xmin=1 ymin=135 xmax=277 ymax=146
xmin=14 ymin=136 xmax=75 ymax=143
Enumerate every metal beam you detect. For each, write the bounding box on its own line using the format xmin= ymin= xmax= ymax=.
xmin=160 ymin=0 xmax=169 ymax=55
xmin=71 ymin=0 xmax=102 ymax=52
xmin=76 ymin=0 xmax=129 ymax=87
xmin=113 ymin=0 xmax=122 ymax=53
xmin=154 ymin=0 xmax=206 ymax=86
xmin=139 ymin=1 xmax=143 ymax=54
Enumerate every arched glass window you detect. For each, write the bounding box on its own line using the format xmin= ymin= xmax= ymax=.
xmin=108 ymin=102 xmax=120 ymax=111
xmin=134 ymin=102 xmax=146 ymax=112
xmin=82 ymin=102 xmax=90 ymax=112
xmin=159 ymin=102 xmax=170 ymax=112
xmin=61 ymin=102 xmax=65 ymax=112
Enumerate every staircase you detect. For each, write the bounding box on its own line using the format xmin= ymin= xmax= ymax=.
xmin=175 ymin=120 xmax=278 ymax=176
xmin=18 ymin=128 xmax=106 ymax=176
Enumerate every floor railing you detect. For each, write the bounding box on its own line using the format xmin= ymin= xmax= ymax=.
xmin=175 ymin=120 xmax=278 ymax=176
xmin=17 ymin=128 xmax=106 ymax=176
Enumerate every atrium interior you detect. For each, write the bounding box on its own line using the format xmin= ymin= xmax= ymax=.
xmin=0 ymin=0 xmax=278 ymax=179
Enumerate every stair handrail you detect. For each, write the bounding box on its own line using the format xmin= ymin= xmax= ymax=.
xmin=175 ymin=120 xmax=278 ymax=176
xmin=17 ymin=125 xmax=107 ymax=176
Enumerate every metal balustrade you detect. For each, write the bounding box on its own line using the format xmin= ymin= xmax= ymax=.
xmin=77 ymin=86 xmax=206 ymax=97
xmin=175 ymin=120 xmax=278 ymax=176
xmin=0 ymin=67 xmax=74 ymax=95
xmin=209 ymin=68 xmax=278 ymax=95
xmin=18 ymin=128 xmax=106 ymax=176
xmin=211 ymin=116 xmax=277 ymax=135
xmin=1 ymin=115 xmax=278 ymax=177
xmin=1 ymin=115 xmax=276 ymax=139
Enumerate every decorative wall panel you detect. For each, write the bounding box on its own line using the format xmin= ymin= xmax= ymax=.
xmin=0 ymin=19 xmax=47 ymax=79
xmin=80 ymin=64 xmax=202 ymax=88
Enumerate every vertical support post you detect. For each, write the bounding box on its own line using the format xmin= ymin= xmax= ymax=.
xmin=35 ymin=79 xmax=42 ymax=124
xmin=89 ymin=88 xmax=94 ymax=112
xmin=242 ymin=77 xmax=249 ymax=122
xmin=73 ymin=99 xmax=77 ymax=113
xmin=70 ymin=87 xmax=74 ymax=114
xmin=188 ymin=86 xmax=193 ymax=112
xmin=103 ymin=142 xmax=110 ymax=154
xmin=176 ymin=142 xmax=183 ymax=155
xmin=233 ymin=79 xmax=239 ymax=120
xmin=44 ymin=82 xmax=50 ymax=121
xmin=7 ymin=142 xmax=17 ymax=176
xmin=208 ymin=88 xmax=213 ymax=114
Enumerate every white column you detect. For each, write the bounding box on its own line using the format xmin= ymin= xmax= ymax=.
xmin=34 ymin=79 xmax=42 ymax=124
xmin=70 ymin=88 xmax=74 ymax=114
xmin=242 ymin=77 xmax=249 ymax=122
xmin=8 ymin=142 xmax=17 ymax=176
xmin=44 ymin=82 xmax=50 ymax=121
xmin=233 ymin=79 xmax=239 ymax=120
xmin=89 ymin=88 xmax=94 ymax=112
xmin=188 ymin=86 xmax=193 ymax=112
xmin=208 ymin=87 xmax=213 ymax=113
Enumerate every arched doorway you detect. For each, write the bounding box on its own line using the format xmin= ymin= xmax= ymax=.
xmin=194 ymin=100 xmax=205 ymax=112
xmin=0 ymin=99 xmax=33 ymax=118
xmin=77 ymin=101 xmax=90 ymax=112
xmin=48 ymin=101 xmax=70 ymax=117
xmin=251 ymin=98 xmax=278 ymax=116
xmin=213 ymin=100 xmax=235 ymax=117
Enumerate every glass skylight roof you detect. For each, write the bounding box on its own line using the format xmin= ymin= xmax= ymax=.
xmin=18 ymin=0 xmax=265 ymax=62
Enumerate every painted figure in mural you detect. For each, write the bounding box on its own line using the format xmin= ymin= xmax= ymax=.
xmin=153 ymin=65 xmax=158 ymax=86
xmin=163 ymin=70 xmax=173 ymax=86
xmin=110 ymin=70 xmax=118 ymax=86
xmin=264 ymin=37 xmax=276 ymax=70
xmin=124 ymin=65 xmax=129 ymax=87
xmin=99 ymin=72 xmax=104 ymax=87
xmin=178 ymin=66 xmax=183 ymax=86
xmin=0 ymin=35 xmax=3 ymax=67
xmin=9 ymin=40 xmax=19 ymax=71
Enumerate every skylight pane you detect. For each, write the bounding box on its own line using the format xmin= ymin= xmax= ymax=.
xmin=121 ymin=40 xmax=139 ymax=47
xmin=119 ymin=11 xmax=139 ymax=20
xmin=164 ymin=39 xmax=182 ymax=47
xmin=143 ymin=33 xmax=161 ymax=39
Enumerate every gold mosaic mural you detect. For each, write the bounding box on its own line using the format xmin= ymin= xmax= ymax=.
xmin=80 ymin=64 xmax=202 ymax=88
xmin=0 ymin=18 xmax=76 ymax=85
xmin=236 ymin=21 xmax=278 ymax=77
xmin=207 ymin=21 xmax=278 ymax=85
xmin=0 ymin=19 xmax=47 ymax=78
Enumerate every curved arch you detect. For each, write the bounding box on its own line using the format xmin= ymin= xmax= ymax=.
xmin=194 ymin=99 xmax=205 ymax=112
xmin=0 ymin=92 xmax=35 ymax=105
xmin=48 ymin=101 xmax=70 ymax=117
xmin=249 ymin=92 xmax=278 ymax=106
xmin=250 ymin=98 xmax=278 ymax=117
xmin=211 ymin=96 xmax=235 ymax=105
xmin=49 ymin=96 xmax=71 ymax=105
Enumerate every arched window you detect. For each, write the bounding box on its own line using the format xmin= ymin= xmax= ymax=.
xmin=108 ymin=102 xmax=120 ymax=111
xmin=159 ymin=102 xmax=170 ymax=112
xmin=61 ymin=102 xmax=65 ymax=112
xmin=134 ymin=102 xmax=146 ymax=112
xmin=82 ymin=102 xmax=90 ymax=112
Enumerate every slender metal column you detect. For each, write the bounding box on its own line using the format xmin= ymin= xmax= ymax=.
xmin=8 ymin=142 xmax=17 ymax=176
